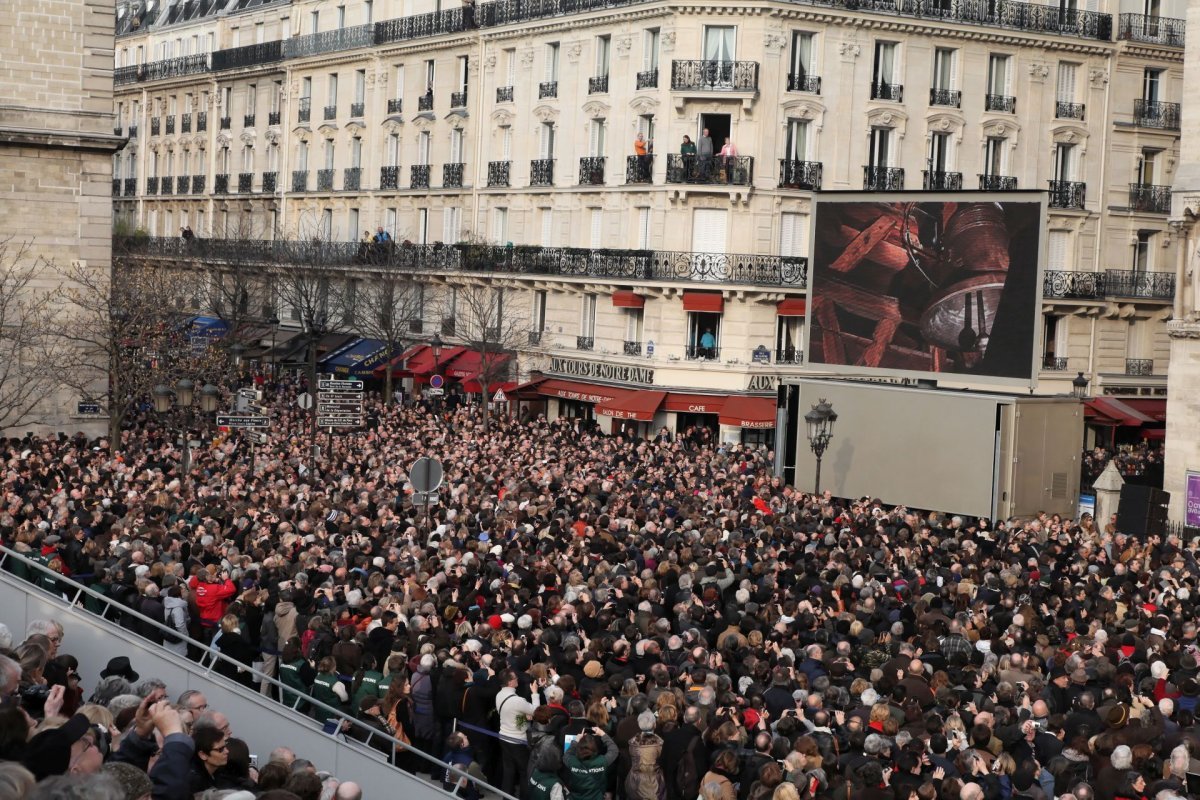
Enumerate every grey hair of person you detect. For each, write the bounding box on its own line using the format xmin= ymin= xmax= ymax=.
xmin=90 ymin=676 xmax=133 ymax=706
xmin=25 ymin=620 xmax=63 ymax=641
xmin=106 ymin=694 xmax=143 ymax=718
xmin=28 ymin=774 xmax=125 ymax=800
xmin=0 ymin=623 xmax=13 ymax=651
xmin=135 ymin=678 xmax=167 ymax=698
xmin=335 ymin=781 xmax=363 ymax=800
xmin=0 ymin=762 xmax=35 ymax=800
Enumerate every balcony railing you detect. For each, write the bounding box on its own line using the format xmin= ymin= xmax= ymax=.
xmin=350 ymin=102 xmax=365 ymax=118
xmin=1042 ymin=355 xmax=1068 ymax=371
xmin=269 ymin=111 xmax=281 ymax=125
xmin=685 ymin=345 xmax=720 ymax=361
xmin=387 ymin=98 xmax=403 ymax=114
xmin=374 ymin=8 xmax=465 ymax=44
xmin=146 ymin=177 xmax=159 ymax=195
xmin=443 ymin=163 xmax=464 ymax=188
xmin=671 ymin=60 xmax=759 ymax=92
xmin=191 ymin=175 xmax=204 ymax=194
xmin=298 ymin=99 xmax=312 ymax=123
xmin=1106 ymin=269 xmax=1175 ymax=300
xmin=496 ymin=86 xmax=513 ymax=103
xmin=1133 ymin=99 xmax=1181 ymax=130
xmin=623 ymin=341 xmax=642 ymax=356
xmin=112 ymin=178 xmax=121 ymax=197
xmin=344 ymin=167 xmax=362 ymax=191
xmin=113 ymin=53 xmax=211 ymax=86
xmin=238 ymin=172 xmax=253 ymax=193
xmin=929 ymin=88 xmax=961 ymax=107
xmin=665 ymin=155 xmax=754 ymax=186
xmin=244 ymin=114 xmax=256 ymax=128
xmin=176 ymin=176 xmax=189 ymax=194
xmin=450 ymin=91 xmax=467 ymax=108
xmin=380 ymin=166 xmax=399 ymax=189
xmin=418 ymin=94 xmax=434 ymax=112
xmin=180 ymin=113 xmax=191 ymax=132
xmin=282 ymin=24 xmax=373 ymax=58
xmin=292 ymin=171 xmax=308 ymax=192
xmin=627 ymin=155 xmax=654 ymax=184
xmin=589 ymin=75 xmax=609 ymax=94
xmin=864 ymin=166 xmax=905 ymax=190
xmin=1126 ymin=358 xmax=1154 ymax=376
xmin=488 ymin=161 xmax=510 ymax=187
xmin=579 ymin=157 xmax=606 ymax=185
xmin=528 ymin=331 xmax=542 ymax=346
xmin=317 ymin=169 xmax=335 ymax=191
xmin=196 ymin=113 xmax=206 ymax=132
xmin=1048 ymin=179 xmax=1086 ymax=209
xmin=787 ymin=73 xmax=821 ymax=93
xmin=1043 ymin=270 xmax=1103 ymax=299
xmin=923 ymin=170 xmax=963 ymax=190
xmin=214 ymin=174 xmax=229 ymax=194
xmin=262 ymin=172 xmax=277 ymax=193
xmin=165 ymin=115 xmax=175 ymax=134
xmin=118 ymin=238 xmax=810 ymax=288
xmin=870 ymin=81 xmax=903 ymax=101
xmin=323 ymin=105 xmax=337 ymax=121
xmin=636 ymin=69 xmax=658 ymax=89
xmin=1118 ymin=13 xmax=1185 ymax=46
xmin=776 ymin=348 xmax=804 ymax=365
xmin=576 ymin=336 xmax=595 ymax=351
xmin=531 ymin=159 xmax=555 ymax=186
xmin=150 ymin=118 xmax=161 ymax=136
xmin=979 ymin=174 xmax=1018 ymax=191
xmin=411 ymin=165 xmax=430 ymax=189
xmin=129 ymin=124 xmax=138 ymax=137
xmin=985 ymin=94 xmax=1016 ymax=113
xmin=779 ymin=160 xmax=823 ymax=190
xmin=1055 ymin=101 xmax=1085 ymax=120
xmin=539 ymin=81 xmax=558 ymax=99
xmin=211 ymin=41 xmax=284 ymax=71
xmin=1129 ymin=183 xmax=1171 ymax=214
xmin=160 ymin=177 xmax=174 ymax=195
xmin=124 ymin=178 xmax=136 ymax=196
xmin=220 ymin=116 xmax=231 ymax=130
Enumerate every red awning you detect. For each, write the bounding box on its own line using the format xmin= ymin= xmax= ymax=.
xmin=406 ymin=345 xmax=466 ymax=376
xmin=682 ymin=291 xmax=724 ymax=313
xmin=1084 ymin=397 xmax=1156 ymax=427
xmin=596 ymin=390 xmax=666 ymax=422
xmin=445 ymin=350 xmax=511 ymax=380
xmin=719 ymin=396 xmax=777 ymax=429
xmin=513 ymin=377 xmax=548 ymax=398
xmin=1141 ymin=427 xmax=1167 ymax=440
xmin=463 ymin=379 xmax=518 ymax=395
xmin=777 ymin=298 xmax=807 ymax=316
xmin=372 ymin=343 xmax=428 ymax=378
xmin=1122 ymin=398 xmax=1167 ymax=422
xmin=663 ymin=393 xmax=726 ymax=415
xmin=611 ymin=291 xmax=645 ymax=309
xmin=537 ymin=379 xmax=622 ymax=404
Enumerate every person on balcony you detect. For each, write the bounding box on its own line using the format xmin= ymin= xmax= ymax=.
xmin=634 ymin=133 xmax=651 ymax=181
xmin=699 ymin=330 xmax=717 ymax=360
xmin=719 ymin=138 xmax=738 ymax=184
xmin=697 ymin=129 xmax=714 ymax=181
xmin=680 ymin=136 xmax=697 ymax=181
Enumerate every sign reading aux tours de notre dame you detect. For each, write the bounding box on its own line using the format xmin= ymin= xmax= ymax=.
xmin=548 ymin=356 xmax=655 ymax=386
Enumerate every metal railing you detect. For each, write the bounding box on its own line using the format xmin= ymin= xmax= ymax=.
xmin=123 ymin=178 xmax=136 ymax=196
xmin=146 ymin=176 xmax=159 ymax=194
xmin=220 ymin=116 xmax=231 ymax=130
xmin=323 ymin=105 xmax=337 ymax=120
xmin=1055 ymin=101 xmax=1085 ymax=120
xmin=417 ymin=94 xmax=434 ymax=112
xmin=350 ymin=102 xmax=365 ymax=118
xmin=196 ymin=113 xmax=206 ymax=132
xmin=192 ymin=175 xmax=205 ymax=194
xmin=112 ymin=178 xmax=121 ymax=197
xmin=487 ymin=161 xmax=510 ymax=187
xmin=443 ymin=163 xmax=464 ymax=188
xmin=787 ymin=73 xmax=821 ymax=92
xmin=686 ymin=345 xmax=720 ymax=361
xmin=238 ymin=172 xmax=253 ymax=193
xmin=627 ymin=155 xmax=653 ymax=184
xmin=380 ymin=166 xmax=399 ymax=190
xmin=1133 ymin=99 xmax=1181 ymax=130
xmin=344 ymin=167 xmax=362 ymax=191
xmin=589 ymin=75 xmax=609 ymax=93
xmin=160 ymin=176 xmax=174 ymax=195
xmin=527 ymin=331 xmax=542 ymax=345
xmin=120 ymin=237 xmax=810 ymax=288
xmin=539 ymin=81 xmax=558 ymax=99
xmin=576 ymin=335 xmax=594 ymax=351
xmin=923 ymin=170 xmax=963 ymax=190
xmin=268 ymin=111 xmax=281 ymax=125
xmin=176 ymin=176 xmax=189 ymax=194
xmin=1105 ymin=269 xmax=1175 ymax=300
xmin=129 ymin=123 xmax=139 ymax=137
xmin=181 ymin=113 xmax=191 ymax=132
xmin=1044 ymin=269 xmax=1103 ymax=299
xmin=496 ymin=86 xmax=513 ymax=102
xmin=1125 ymin=358 xmax=1154 ymax=376
xmin=283 ymin=24 xmax=373 ymax=58
xmin=665 ymin=155 xmax=754 ymax=186
xmin=985 ymin=93 xmax=1016 ymax=112
xmin=165 ymin=114 xmax=175 ymax=134
xmin=317 ymin=169 xmax=335 ymax=191
xmin=244 ymin=114 xmax=256 ymax=128
xmin=776 ymin=348 xmax=804 ymax=364
xmin=779 ymin=160 xmax=822 ymax=190
xmin=298 ymin=99 xmax=311 ymax=123
xmin=531 ymin=158 xmax=554 ymax=186
xmin=450 ymin=91 xmax=467 ymax=108
xmin=113 ymin=53 xmax=211 ymax=86
xmin=151 ymin=117 xmax=161 ymax=135
xmin=374 ymin=8 xmax=465 ymax=43
xmin=623 ymin=340 xmax=642 ymax=356
xmin=579 ymin=157 xmax=606 ymax=185
xmin=262 ymin=172 xmax=277 ymax=193
xmin=871 ymin=81 xmax=903 ymax=101
xmin=864 ymin=166 xmax=905 ymax=190
xmin=215 ymin=174 xmax=229 ymax=194
xmin=292 ymin=170 xmax=308 ymax=192
xmin=211 ymin=40 xmax=284 ymax=71
xmin=1129 ymin=183 xmax=1171 ymax=214
xmin=411 ymin=164 xmax=431 ymax=189
xmin=929 ymin=88 xmax=961 ymax=107
xmin=1117 ymin=13 xmax=1185 ymax=46
xmin=387 ymin=98 xmax=403 ymax=114
xmin=979 ymin=174 xmax=1018 ymax=191
xmin=1048 ymin=179 xmax=1086 ymax=209
xmin=671 ymin=60 xmax=759 ymax=92
xmin=636 ymin=69 xmax=658 ymax=89
xmin=1042 ymin=355 xmax=1068 ymax=370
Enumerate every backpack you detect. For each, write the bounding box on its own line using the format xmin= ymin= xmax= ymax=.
xmin=675 ymin=733 xmax=702 ymax=800
xmin=163 ymin=603 xmax=185 ymax=645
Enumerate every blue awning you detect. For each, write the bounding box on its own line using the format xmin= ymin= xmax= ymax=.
xmin=189 ymin=316 xmax=229 ymax=338
xmin=319 ymin=338 xmax=391 ymax=377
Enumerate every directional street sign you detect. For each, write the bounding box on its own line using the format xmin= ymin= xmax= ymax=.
xmin=411 ymin=491 xmax=440 ymax=507
xmin=247 ymin=431 xmax=269 ymax=445
xmin=216 ymin=414 xmax=270 ymax=429
xmin=317 ymin=415 xmax=364 ymax=427
xmin=318 ymin=379 xmax=364 ymax=391
xmin=318 ymin=397 xmax=362 ymax=407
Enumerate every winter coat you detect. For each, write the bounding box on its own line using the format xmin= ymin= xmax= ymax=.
xmin=565 ymin=734 xmax=618 ymax=800
xmin=411 ymin=670 xmax=440 ymax=740
xmin=188 ymin=577 xmax=236 ymax=625
xmin=625 ymin=732 xmax=665 ymax=800
xmin=162 ymin=596 xmax=190 ymax=655
xmin=274 ymin=601 xmax=299 ymax=644
xmin=139 ymin=595 xmax=166 ymax=645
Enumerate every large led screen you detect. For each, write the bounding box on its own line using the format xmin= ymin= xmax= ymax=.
xmin=806 ymin=192 xmax=1045 ymax=386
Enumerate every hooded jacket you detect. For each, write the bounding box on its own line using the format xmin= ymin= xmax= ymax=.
xmin=187 ymin=576 xmax=236 ymax=624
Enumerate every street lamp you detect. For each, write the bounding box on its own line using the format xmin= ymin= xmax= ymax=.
xmin=1072 ymin=371 xmax=1089 ymax=400
xmin=804 ymin=398 xmax=838 ymax=496
xmin=229 ymin=342 xmax=246 ymax=372
xmin=266 ymin=314 xmax=280 ymax=377
xmin=199 ymin=383 xmax=221 ymax=413
xmin=430 ymin=331 xmax=443 ymax=363
xmin=152 ymin=379 xmax=220 ymax=474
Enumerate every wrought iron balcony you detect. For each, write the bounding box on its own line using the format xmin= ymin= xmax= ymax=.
xmin=317 ymin=169 xmax=335 ymax=191
xmin=129 ymin=124 xmax=138 ymax=137
xmin=579 ymin=157 xmax=606 ymax=185
xmin=292 ymin=171 xmax=308 ymax=192
xmin=1125 ymin=358 xmax=1154 ymax=376
xmin=191 ymin=175 xmax=204 ymax=193
xmin=539 ymin=81 xmax=558 ymax=99
xmin=450 ymin=91 xmax=467 ymax=108
xmin=929 ymin=88 xmax=961 ymax=108
xmin=147 ymin=176 xmax=159 ymax=194
xmin=211 ymin=41 xmax=284 ymax=71
xmin=380 ymin=166 xmax=399 ymax=189
xmin=387 ymin=98 xmax=403 ymax=114
xmin=1106 ymin=269 xmax=1175 ymax=300
xmin=1048 ymin=179 xmax=1086 ymax=209
xmin=112 ymin=178 xmax=121 ymax=197
xmin=350 ymin=102 xmax=364 ymax=118
xmin=671 ymin=60 xmax=759 ymax=92
xmin=124 ymin=178 xmax=136 ymax=196
xmin=443 ymin=163 xmax=464 ymax=188
xmin=374 ymin=8 xmax=466 ymax=44
xmin=685 ymin=345 xmax=720 ymax=361
xmin=488 ymin=161 xmax=510 ymax=187
xmin=627 ymin=155 xmax=654 ymax=184
xmin=1044 ymin=270 xmax=1103 ymax=299
xmin=985 ymin=94 xmax=1016 ymax=113
xmin=636 ymin=69 xmax=658 ymax=89
xmin=151 ymin=118 xmax=161 ymax=135
xmin=623 ymin=340 xmax=642 ymax=356
xmin=282 ymin=23 xmax=373 ymax=58
xmin=180 ymin=113 xmax=191 ymax=132
xmin=163 ymin=177 xmax=177 ymax=195
xmin=528 ymin=331 xmax=542 ymax=346
xmin=344 ymin=167 xmax=362 ymax=191
xmin=165 ymin=115 xmax=175 ymax=134
xmin=870 ymin=81 xmax=903 ymax=101
xmin=1133 ymin=99 xmax=1181 ymax=130
xmin=298 ymin=99 xmax=311 ymax=123
xmin=665 ymin=154 xmax=754 ymax=186
xmin=978 ymin=174 xmax=1018 ymax=191
xmin=531 ymin=159 xmax=555 ymax=186
xmin=496 ymin=86 xmax=513 ymax=103
xmin=176 ymin=176 xmax=189 ymax=194
xmin=112 ymin=53 xmax=211 ymax=85
xmin=219 ymin=116 xmax=231 ymax=130
xmin=1055 ymin=101 xmax=1085 ymax=120
xmin=779 ymin=160 xmax=822 ymax=190
xmin=323 ymin=105 xmax=337 ymax=121
xmin=787 ymin=73 xmax=821 ymax=93
xmin=1118 ymin=13 xmax=1185 ymax=46
xmin=589 ymin=75 xmax=609 ymax=94
xmin=114 ymin=126 xmax=123 ymax=136
xmin=196 ymin=113 xmax=206 ymax=132
xmin=923 ymin=170 xmax=963 ymax=190
xmin=776 ymin=348 xmax=804 ymax=365
xmin=863 ymin=166 xmax=904 ymax=191
xmin=262 ymin=172 xmax=277 ymax=193
xmin=269 ymin=111 xmax=281 ymax=126
xmin=411 ymin=164 xmax=430 ymax=189
xmin=418 ymin=93 xmax=434 ymax=111
xmin=214 ymin=174 xmax=229 ymax=194
xmin=576 ymin=336 xmax=595 ymax=351
xmin=238 ymin=172 xmax=253 ymax=193
xmin=1042 ymin=355 xmax=1068 ymax=371
xmin=1129 ymin=183 xmax=1171 ymax=214
xmin=244 ymin=114 xmax=256 ymax=128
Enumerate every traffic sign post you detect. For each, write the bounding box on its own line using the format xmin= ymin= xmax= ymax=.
xmin=410 ymin=457 xmax=444 ymax=544
xmin=317 ymin=375 xmax=364 ymax=431
xmin=216 ymin=414 xmax=270 ymax=429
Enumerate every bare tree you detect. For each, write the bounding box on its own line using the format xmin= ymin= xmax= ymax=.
xmin=0 ymin=238 xmax=65 ymax=431
xmin=354 ymin=268 xmax=426 ymax=405
xmin=201 ymin=218 xmax=275 ymax=352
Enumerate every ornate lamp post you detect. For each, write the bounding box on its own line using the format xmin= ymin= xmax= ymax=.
xmin=804 ymin=398 xmax=838 ymax=496
xmin=1072 ymin=371 xmax=1089 ymax=400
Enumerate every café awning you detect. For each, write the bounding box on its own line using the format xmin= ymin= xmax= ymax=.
xmin=596 ymin=389 xmax=666 ymax=422
xmin=719 ymin=396 xmax=777 ymax=429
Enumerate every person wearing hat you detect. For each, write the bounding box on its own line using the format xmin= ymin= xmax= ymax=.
xmin=22 ymin=713 xmax=102 ymax=780
xmin=101 ymin=656 xmax=140 ymax=684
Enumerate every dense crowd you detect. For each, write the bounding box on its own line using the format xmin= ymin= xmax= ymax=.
xmin=1 ymin=386 xmax=1197 ymax=800
xmin=1081 ymin=445 xmax=1164 ymax=489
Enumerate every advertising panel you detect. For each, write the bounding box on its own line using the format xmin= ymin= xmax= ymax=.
xmin=806 ymin=192 xmax=1045 ymax=386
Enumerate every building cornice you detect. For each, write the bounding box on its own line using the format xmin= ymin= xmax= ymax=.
xmin=0 ymin=127 xmax=127 ymax=154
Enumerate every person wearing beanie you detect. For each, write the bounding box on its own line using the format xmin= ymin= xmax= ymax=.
xmin=103 ymin=761 xmax=153 ymax=800
xmin=626 ymin=711 xmax=665 ymax=800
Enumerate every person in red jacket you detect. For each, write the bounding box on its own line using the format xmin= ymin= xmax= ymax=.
xmin=188 ymin=566 xmax=237 ymax=642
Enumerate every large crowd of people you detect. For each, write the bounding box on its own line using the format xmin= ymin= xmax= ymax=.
xmin=0 ymin=383 xmax=1196 ymax=800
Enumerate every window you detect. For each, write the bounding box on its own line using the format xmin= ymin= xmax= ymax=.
xmin=1043 ymin=315 xmax=1065 ymax=362
xmin=502 ymin=127 xmax=513 ymax=160
xmin=1132 ymin=231 xmax=1154 ymax=272
xmin=310 ymin=10 xmax=319 ymax=33
xmin=169 ymin=95 xmax=177 ymax=115
xmin=987 ymin=54 xmax=1012 ymax=96
xmin=589 ymin=209 xmax=603 ymax=248
xmin=545 ymin=44 xmax=560 ymax=81
xmin=1054 ymin=143 xmax=1076 ymax=182
xmin=580 ymin=295 xmax=597 ymax=339
xmin=541 ymin=208 xmax=554 ymax=246
xmin=589 ymin=119 xmax=607 ymax=157
xmin=443 ymin=207 xmax=461 ymax=243
xmin=533 ymin=290 xmax=547 ymax=333
xmin=637 ymin=114 xmax=655 ymax=143
xmin=222 ymin=87 xmax=232 ymax=115
xmin=365 ymin=0 xmax=373 ymax=23
xmin=643 ymin=29 xmax=659 ymax=72
xmin=1138 ymin=149 xmax=1160 ymax=184
xmin=450 ymin=129 xmax=464 ymax=163
xmin=540 ymin=122 xmax=555 ymax=159
xmin=625 ymin=306 xmax=644 ymax=344
xmin=246 ymin=84 xmax=256 ymax=115
xmin=1143 ymin=68 xmax=1162 ymax=102
xmin=394 ymin=65 xmax=405 ymax=101
xmin=776 ymin=316 xmax=803 ymax=360
xmin=418 ymin=131 xmax=430 ymax=165
xmin=328 ymin=73 xmax=338 ymax=107
xmin=504 ymin=48 xmax=517 ymax=85
xmin=784 ymin=119 xmax=809 ymax=161
xmin=687 ymin=312 xmax=721 ymax=359
xmin=424 ymin=59 xmax=435 ymax=91
xmin=1047 ymin=230 xmax=1070 ymax=270
xmin=929 ymin=132 xmax=951 ymax=172
xmin=349 ymin=208 xmax=360 ymax=238
xmin=320 ymin=208 xmax=333 ymax=240
xmin=355 ymin=69 xmax=366 ymax=104
xmin=595 ymin=35 xmax=611 ymax=77
xmin=351 ymin=137 xmax=362 ymax=168
xmin=271 ymin=81 xmax=282 ymax=113
xmin=297 ymin=140 xmax=308 ymax=171
xmin=873 ymin=41 xmax=897 ymax=86
xmin=240 ymin=145 xmax=252 ymax=172
xmin=493 ymin=207 xmax=508 ymax=243
xmin=385 ymin=207 xmax=397 ymax=238
xmin=324 ymin=139 xmax=335 ymax=170
xmin=637 ymin=208 xmax=651 ymax=249
xmin=983 ymin=136 xmax=1007 ymax=176
xmin=1056 ymin=62 xmax=1077 ymax=103
xmin=267 ymin=142 xmax=278 ymax=172
xmin=301 ymin=77 xmax=312 ymax=100
xmin=386 ymin=133 xmax=399 ymax=166
xmin=791 ymin=32 xmax=814 ymax=81
xmin=255 ymin=22 xmax=265 ymax=43
xmin=780 ymin=212 xmax=808 ymax=258
xmin=869 ymin=127 xmax=892 ymax=168
xmin=932 ymin=47 xmax=956 ymax=91
xmin=457 ymin=55 xmax=469 ymax=92
xmin=337 ymin=5 xmax=346 ymax=27
xmin=417 ymin=208 xmax=428 ymax=244
xmin=703 ymin=26 xmax=735 ymax=61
